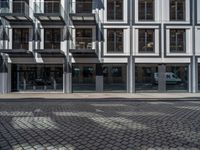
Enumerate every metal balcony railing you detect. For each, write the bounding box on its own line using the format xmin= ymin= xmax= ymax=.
xmin=71 ymin=37 xmax=95 ymax=50
xmin=0 ymin=1 xmax=29 ymax=16
xmin=13 ymin=42 xmax=29 ymax=50
xmin=44 ymin=41 xmax=60 ymax=49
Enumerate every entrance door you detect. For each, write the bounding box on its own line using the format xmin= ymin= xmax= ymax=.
xmin=72 ymin=64 xmax=96 ymax=92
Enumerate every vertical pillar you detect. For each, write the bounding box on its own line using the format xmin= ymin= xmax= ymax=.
xmin=0 ymin=56 xmax=8 ymax=94
xmin=127 ymin=57 xmax=135 ymax=93
xmin=190 ymin=57 xmax=198 ymax=93
xmin=96 ymin=64 xmax=103 ymax=92
xmin=158 ymin=64 xmax=166 ymax=92
xmin=64 ymin=60 xmax=72 ymax=93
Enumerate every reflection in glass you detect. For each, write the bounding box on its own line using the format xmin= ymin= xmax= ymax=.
xmin=44 ymin=28 xmax=61 ymax=49
xmin=166 ymin=65 xmax=188 ymax=91
xmin=107 ymin=29 xmax=123 ymax=53
xmin=139 ymin=0 xmax=154 ymax=21
xmin=107 ymin=0 xmax=123 ymax=20
xmin=72 ymin=64 xmax=96 ymax=92
xmin=11 ymin=65 xmax=63 ymax=92
xmin=170 ymin=0 xmax=185 ymax=21
xmin=103 ymin=64 xmax=127 ymax=92
xmin=139 ymin=29 xmax=154 ymax=53
xmin=135 ymin=64 xmax=158 ymax=92
xmin=13 ymin=28 xmax=29 ymax=49
xmin=170 ymin=29 xmax=186 ymax=53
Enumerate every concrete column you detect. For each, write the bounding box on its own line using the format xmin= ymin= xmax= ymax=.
xmin=127 ymin=57 xmax=135 ymax=93
xmin=0 ymin=56 xmax=9 ymax=94
xmin=190 ymin=57 xmax=198 ymax=93
xmin=64 ymin=61 xmax=72 ymax=93
xmin=96 ymin=64 xmax=103 ymax=92
xmin=158 ymin=64 xmax=166 ymax=92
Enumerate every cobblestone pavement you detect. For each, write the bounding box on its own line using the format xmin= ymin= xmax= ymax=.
xmin=0 ymin=100 xmax=200 ymax=150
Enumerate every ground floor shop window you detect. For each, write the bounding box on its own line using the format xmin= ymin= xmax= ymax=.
xmin=166 ymin=65 xmax=188 ymax=91
xmin=72 ymin=64 xmax=96 ymax=92
xmin=103 ymin=64 xmax=127 ymax=92
xmin=11 ymin=64 xmax=63 ymax=92
xmin=135 ymin=64 xmax=158 ymax=92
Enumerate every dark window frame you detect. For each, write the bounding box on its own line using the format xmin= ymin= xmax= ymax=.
xmin=44 ymin=28 xmax=61 ymax=49
xmin=138 ymin=0 xmax=155 ymax=21
xmin=12 ymin=28 xmax=29 ymax=49
xmin=107 ymin=29 xmax=124 ymax=53
xmin=170 ymin=29 xmax=186 ymax=53
xmin=170 ymin=0 xmax=186 ymax=21
xmin=138 ymin=29 xmax=155 ymax=53
xmin=107 ymin=0 xmax=123 ymax=21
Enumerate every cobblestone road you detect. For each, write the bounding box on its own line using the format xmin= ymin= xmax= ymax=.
xmin=0 ymin=100 xmax=200 ymax=150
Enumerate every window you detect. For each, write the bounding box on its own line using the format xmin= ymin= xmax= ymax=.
xmin=44 ymin=0 xmax=60 ymax=14
xmin=138 ymin=0 xmax=154 ymax=21
xmin=76 ymin=29 xmax=92 ymax=49
xmin=107 ymin=29 xmax=123 ymax=53
xmin=139 ymin=29 xmax=154 ymax=53
xmin=13 ymin=0 xmax=28 ymax=14
xmin=44 ymin=28 xmax=61 ymax=49
xmin=13 ymin=28 xmax=29 ymax=49
xmin=170 ymin=0 xmax=185 ymax=21
xmin=170 ymin=29 xmax=186 ymax=53
xmin=76 ymin=0 xmax=92 ymax=13
xmin=107 ymin=0 xmax=123 ymax=21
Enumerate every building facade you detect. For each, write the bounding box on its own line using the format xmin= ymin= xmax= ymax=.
xmin=0 ymin=0 xmax=200 ymax=93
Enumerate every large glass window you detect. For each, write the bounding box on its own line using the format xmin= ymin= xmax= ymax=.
xmin=166 ymin=65 xmax=188 ymax=91
xmin=103 ymin=64 xmax=127 ymax=92
xmin=107 ymin=0 xmax=123 ymax=21
xmin=139 ymin=29 xmax=154 ymax=53
xmin=170 ymin=0 xmax=185 ymax=21
xmin=107 ymin=29 xmax=123 ymax=53
xmin=76 ymin=29 xmax=92 ymax=49
xmin=13 ymin=28 xmax=29 ymax=49
xmin=44 ymin=28 xmax=61 ymax=49
xmin=72 ymin=64 xmax=96 ymax=92
xmin=135 ymin=64 xmax=158 ymax=92
xmin=11 ymin=64 xmax=63 ymax=92
xmin=170 ymin=29 xmax=186 ymax=53
xmin=138 ymin=0 xmax=154 ymax=21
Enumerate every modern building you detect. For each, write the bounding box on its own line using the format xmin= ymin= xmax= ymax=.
xmin=0 ymin=0 xmax=200 ymax=93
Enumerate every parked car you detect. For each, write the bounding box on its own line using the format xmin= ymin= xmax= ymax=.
xmin=154 ymin=72 xmax=182 ymax=84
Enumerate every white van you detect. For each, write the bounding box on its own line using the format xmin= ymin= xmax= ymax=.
xmin=154 ymin=72 xmax=182 ymax=84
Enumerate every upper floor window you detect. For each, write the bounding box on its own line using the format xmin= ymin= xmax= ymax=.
xmin=170 ymin=29 xmax=186 ymax=53
xmin=170 ymin=0 xmax=185 ymax=21
xmin=44 ymin=28 xmax=61 ymax=49
xmin=44 ymin=0 xmax=60 ymax=14
xmin=13 ymin=0 xmax=28 ymax=14
xmin=76 ymin=0 xmax=93 ymax=13
xmin=76 ymin=29 xmax=93 ymax=49
xmin=139 ymin=29 xmax=154 ymax=53
xmin=13 ymin=28 xmax=29 ymax=49
xmin=138 ymin=0 xmax=154 ymax=21
xmin=107 ymin=0 xmax=123 ymax=21
xmin=107 ymin=29 xmax=123 ymax=53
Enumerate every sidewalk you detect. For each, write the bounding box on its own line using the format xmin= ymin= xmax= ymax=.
xmin=0 ymin=93 xmax=200 ymax=101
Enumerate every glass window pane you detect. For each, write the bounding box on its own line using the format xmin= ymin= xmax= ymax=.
xmin=139 ymin=29 xmax=154 ymax=53
xmin=138 ymin=0 xmax=154 ymax=21
xmin=107 ymin=0 xmax=123 ymax=20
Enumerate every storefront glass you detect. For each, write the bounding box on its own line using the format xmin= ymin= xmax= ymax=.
xmin=103 ymin=64 xmax=127 ymax=92
xmin=166 ymin=65 xmax=188 ymax=91
xmin=11 ymin=64 xmax=63 ymax=92
xmin=135 ymin=64 xmax=158 ymax=92
xmin=72 ymin=64 xmax=96 ymax=92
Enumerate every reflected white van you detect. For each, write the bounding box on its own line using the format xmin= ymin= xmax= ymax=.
xmin=154 ymin=72 xmax=182 ymax=84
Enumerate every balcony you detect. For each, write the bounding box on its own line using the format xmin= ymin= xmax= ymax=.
xmin=34 ymin=1 xmax=66 ymax=25
xmin=69 ymin=1 xmax=98 ymax=26
xmin=69 ymin=37 xmax=97 ymax=57
xmin=0 ymin=1 xmax=32 ymax=25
